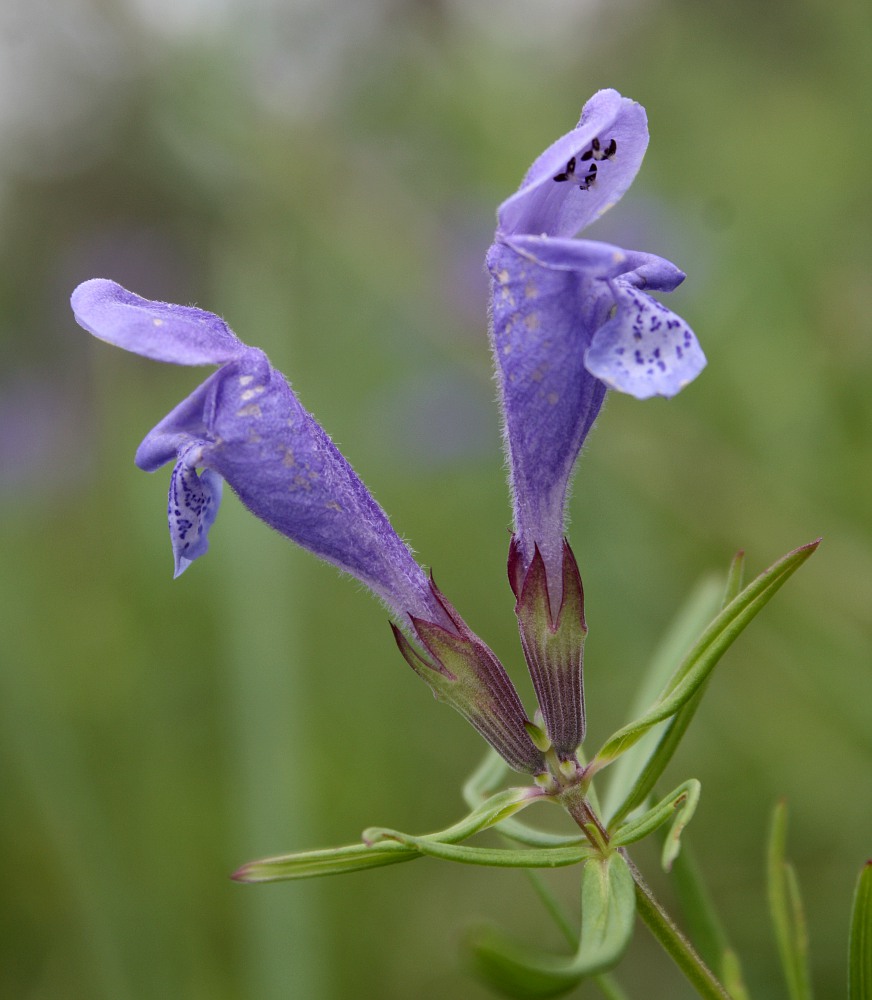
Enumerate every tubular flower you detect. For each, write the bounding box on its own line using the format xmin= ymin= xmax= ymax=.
xmin=72 ymin=279 xmax=545 ymax=773
xmin=489 ymin=89 xmax=706 ymax=595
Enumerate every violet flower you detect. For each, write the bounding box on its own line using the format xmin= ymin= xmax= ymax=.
xmin=489 ymin=90 xmax=705 ymax=759
xmin=72 ymin=279 xmax=545 ymax=774
xmin=489 ymin=88 xmax=706 ymax=591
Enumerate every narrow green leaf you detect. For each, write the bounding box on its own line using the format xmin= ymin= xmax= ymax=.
xmin=610 ymin=780 xmax=700 ymax=871
xmin=601 ymin=575 xmax=723 ymax=822
xmin=578 ymin=853 xmax=637 ymax=965
xmin=607 ymin=688 xmax=705 ymax=828
xmin=469 ymin=853 xmax=636 ymax=997
xmin=237 ymin=786 xmax=537 ymax=883
xmin=722 ymin=549 xmax=746 ymax=605
xmin=768 ymin=801 xmax=814 ymax=1000
xmin=369 ymin=830 xmax=596 ymax=868
xmin=849 ymin=861 xmax=872 ymax=1000
xmin=233 ymin=839 xmax=418 ymax=882
xmin=593 ymin=540 xmax=819 ymax=772
xmin=414 ymin=786 xmax=542 ymax=842
xmin=608 ymin=551 xmax=746 ymax=827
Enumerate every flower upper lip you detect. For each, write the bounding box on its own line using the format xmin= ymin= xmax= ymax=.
xmin=497 ymin=88 xmax=649 ymax=240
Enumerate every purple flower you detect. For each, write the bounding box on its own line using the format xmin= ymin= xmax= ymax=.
xmin=72 ymin=279 xmax=545 ymax=773
xmin=71 ymin=279 xmax=449 ymax=622
xmin=489 ymin=89 xmax=706 ymax=591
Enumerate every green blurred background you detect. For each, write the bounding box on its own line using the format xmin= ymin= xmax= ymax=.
xmin=1 ymin=0 xmax=870 ymax=996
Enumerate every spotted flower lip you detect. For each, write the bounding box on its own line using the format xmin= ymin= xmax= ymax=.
xmin=489 ymin=89 xmax=706 ymax=591
xmin=70 ymin=279 xmax=450 ymax=626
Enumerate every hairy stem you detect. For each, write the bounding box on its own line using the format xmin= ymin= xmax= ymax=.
xmin=630 ymin=862 xmax=732 ymax=999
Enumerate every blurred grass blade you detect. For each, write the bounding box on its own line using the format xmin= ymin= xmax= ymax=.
xmin=672 ymin=842 xmax=751 ymax=1000
xmin=601 ymin=575 xmax=723 ymax=822
xmin=593 ymin=540 xmax=820 ymax=772
xmin=768 ymin=801 xmax=814 ymax=1000
xmin=610 ymin=780 xmax=700 ymax=872
xmin=849 ymin=861 xmax=872 ymax=999
xmin=469 ymin=853 xmax=636 ymax=997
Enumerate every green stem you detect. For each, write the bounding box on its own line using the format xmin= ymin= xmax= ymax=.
xmin=631 ymin=863 xmax=732 ymax=999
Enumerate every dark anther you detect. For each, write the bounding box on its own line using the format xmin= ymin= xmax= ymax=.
xmin=584 ymin=136 xmax=618 ymax=163
xmin=578 ymin=163 xmax=597 ymax=191
xmin=552 ymin=155 xmax=577 ymax=183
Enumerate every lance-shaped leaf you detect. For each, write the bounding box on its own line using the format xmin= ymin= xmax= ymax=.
xmin=849 ymin=860 xmax=872 ymax=1000
xmin=610 ymin=779 xmax=700 ymax=871
xmin=510 ymin=537 xmax=587 ymax=759
xmin=591 ymin=540 xmax=820 ymax=773
xmin=768 ymin=800 xmax=814 ymax=1000
xmin=363 ymin=833 xmax=597 ymax=869
xmin=469 ymin=852 xmax=636 ymax=998
xmin=392 ymin=579 xmax=545 ymax=774
xmin=235 ymin=786 xmax=540 ymax=883
xmin=601 ymin=573 xmax=724 ymax=823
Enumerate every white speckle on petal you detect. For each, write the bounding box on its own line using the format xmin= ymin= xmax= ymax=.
xmin=239 ymin=374 xmax=254 ymax=386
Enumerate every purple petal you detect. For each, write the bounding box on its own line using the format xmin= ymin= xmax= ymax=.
xmin=75 ymin=281 xmax=454 ymax=627
xmin=585 ymin=279 xmax=706 ymax=399
xmin=139 ymin=345 xmax=448 ymax=624
xmin=500 ymin=234 xmax=630 ymax=275
xmin=71 ymin=279 xmax=246 ymax=366
xmin=135 ymin=370 xmax=227 ymax=472
xmin=498 ymin=89 xmax=649 ymax=240
xmin=488 ymin=241 xmax=609 ymax=583
xmin=168 ymin=453 xmax=223 ymax=577
xmin=617 ymin=251 xmax=687 ymax=293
